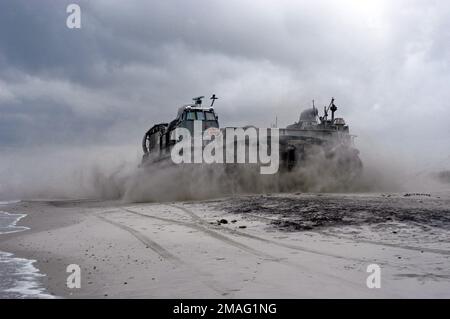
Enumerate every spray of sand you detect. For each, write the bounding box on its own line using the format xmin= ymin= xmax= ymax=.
xmin=0 ymin=141 xmax=446 ymax=203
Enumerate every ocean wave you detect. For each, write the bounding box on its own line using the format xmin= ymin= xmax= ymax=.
xmin=0 ymin=210 xmax=55 ymax=299
xmin=0 ymin=200 xmax=22 ymax=205
xmin=0 ymin=211 xmax=29 ymax=234
xmin=0 ymin=252 xmax=54 ymax=299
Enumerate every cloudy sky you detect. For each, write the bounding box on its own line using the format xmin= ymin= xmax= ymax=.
xmin=0 ymin=0 xmax=449 ymax=167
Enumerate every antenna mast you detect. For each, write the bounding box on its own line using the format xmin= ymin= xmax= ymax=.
xmin=210 ymin=94 xmax=218 ymax=107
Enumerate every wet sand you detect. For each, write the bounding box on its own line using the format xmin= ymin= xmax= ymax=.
xmin=0 ymin=192 xmax=449 ymax=298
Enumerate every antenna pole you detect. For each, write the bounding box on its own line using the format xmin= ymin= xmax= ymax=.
xmin=330 ymin=97 xmax=337 ymax=123
xmin=210 ymin=94 xmax=218 ymax=107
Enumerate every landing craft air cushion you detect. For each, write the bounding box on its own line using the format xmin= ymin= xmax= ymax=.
xmin=141 ymin=95 xmax=362 ymax=182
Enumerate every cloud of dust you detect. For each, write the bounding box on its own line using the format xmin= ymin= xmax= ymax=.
xmin=0 ymin=137 xmax=447 ymax=203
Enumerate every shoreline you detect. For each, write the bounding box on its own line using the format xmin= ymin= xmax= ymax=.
xmin=0 ymin=205 xmax=53 ymax=298
xmin=0 ymin=193 xmax=449 ymax=298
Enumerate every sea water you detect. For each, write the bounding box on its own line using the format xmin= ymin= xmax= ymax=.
xmin=0 ymin=202 xmax=54 ymax=298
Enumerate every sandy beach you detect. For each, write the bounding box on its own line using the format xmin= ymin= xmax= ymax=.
xmin=0 ymin=192 xmax=449 ymax=298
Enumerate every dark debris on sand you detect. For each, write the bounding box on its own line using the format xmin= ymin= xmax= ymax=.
xmin=216 ymin=195 xmax=450 ymax=232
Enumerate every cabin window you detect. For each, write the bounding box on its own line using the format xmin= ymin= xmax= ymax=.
xmin=196 ymin=111 xmax=205 ymax=121
xmin=205 ymin=111 xmax=216 ymax=121
xmin=186 ymin=111 xmax=195 ymax=120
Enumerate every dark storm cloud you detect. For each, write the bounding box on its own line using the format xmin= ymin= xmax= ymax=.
xmin=0 ymin=0 xmax=449 ymax=167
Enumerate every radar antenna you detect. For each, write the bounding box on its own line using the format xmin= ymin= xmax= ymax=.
xmin=193 ymin=96 xmax=204 ymax=106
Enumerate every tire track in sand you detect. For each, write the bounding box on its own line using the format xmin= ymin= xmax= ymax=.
xmin=97 ymin=214 xmax=180 ymax=262
xmin=96 ymin=213 xmax=231 ymax=296
xmin=121 ymin=208 xmax=277 ymax=261
xmin=120 ymin=206 xmax=381 ymax=293
xmin=166 ymin=204 xmax=369 ymax=263
xmin=242 ymin=212 xmax=450 ymax=256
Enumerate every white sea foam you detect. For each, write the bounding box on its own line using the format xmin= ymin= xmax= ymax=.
xmin=0 ymin=252 xmax=55 ymax=299
xmin=0 ymin=211 xmax=55 ymax=299
xmin=0 ymin=211 xmax=29 ymax=234
xmin=0 ymin=200 xmax=21 ymax=205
